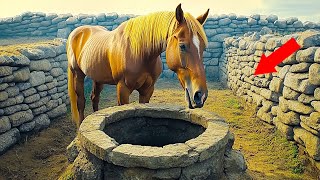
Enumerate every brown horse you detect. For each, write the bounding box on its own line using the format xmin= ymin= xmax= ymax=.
xmin=67 ymin=4 xmax=209 ymax=127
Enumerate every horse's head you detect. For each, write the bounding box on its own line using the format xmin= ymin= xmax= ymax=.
xmin=166 ymin=4 xmax=209 ymax=109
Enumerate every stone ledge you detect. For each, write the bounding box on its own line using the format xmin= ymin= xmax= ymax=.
xmin=109 ymin=143 xmax=197 ymax=169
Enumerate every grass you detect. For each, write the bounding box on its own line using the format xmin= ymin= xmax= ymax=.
xmin=290 ymin=145 xmax=305 ymax=174
xmin=58 ymin=165 xmax=74 ymax=180
xmin=0 ymin=79 xmax=316 ymax=180
xmin=225 ymin=98 xmax=242 ymax=109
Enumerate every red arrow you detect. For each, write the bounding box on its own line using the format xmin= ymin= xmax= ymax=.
xmin=254 ymin=38 xmax=301 ymax=75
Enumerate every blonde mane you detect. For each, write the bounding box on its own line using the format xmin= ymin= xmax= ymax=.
xmin=123 ymin=11 xmax=208 ymax=59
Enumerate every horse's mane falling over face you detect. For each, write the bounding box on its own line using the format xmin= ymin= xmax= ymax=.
xmin=123 ymin=11 xmax=208 ymax=60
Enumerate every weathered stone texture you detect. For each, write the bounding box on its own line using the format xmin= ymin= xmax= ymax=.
xmin=225 ymin=30 xmax=320 ymax=171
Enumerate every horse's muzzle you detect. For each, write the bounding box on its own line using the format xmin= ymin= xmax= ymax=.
xmin=185 ymin=88 xmax=206 ymax=109
xmin=193 ymin=91 xmax=204 ymax=108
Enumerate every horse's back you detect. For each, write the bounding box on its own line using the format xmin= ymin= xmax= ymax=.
xmin=67 ymin=25 xmax=109 ymax=58
xmin=67 ymin=26 xmax=104 ymax=64
xmin=67 ymin=25 xmax=116 ymax=83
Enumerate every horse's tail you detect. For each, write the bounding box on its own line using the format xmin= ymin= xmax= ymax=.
xmin=68 ymin=67 xmax=80 ymax=127
xmin=67 ymin=37 xmax=80 ymax=127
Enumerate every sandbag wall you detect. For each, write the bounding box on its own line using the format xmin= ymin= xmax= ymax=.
xmin=1 ymin=12 xmax=320 ymax=81
xmin=223 ymin=30 xmax=320 ymax=170
xmin=0 ymin=39 xmax=69 ymax=154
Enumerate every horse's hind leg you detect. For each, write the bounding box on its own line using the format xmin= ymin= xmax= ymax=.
xmin=91 ymin=81 xmax=104 ymax=112
xmin=74 ymin=70 xmax=86 ymax=124
xmin=116 ymin=80 xmax=132 ymax=105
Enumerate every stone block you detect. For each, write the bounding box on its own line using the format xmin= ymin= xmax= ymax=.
xmin=18 ymin=121 xmax=35 ymax=132
xmin=289 ymin=63 xmax=311 ymax=73
xmin=22 ymin=87 xmax=37 ymax=97
xmin=19 ymin=48 xmax=45 ymax=60
xmin=17 ymin=82 xmax=31 ymax=91
xmin=30 ymin=59 xmax=52 ymax=71
xmin=260 ymin=88 xmax=279 ymax=102
xmin=8 ymin=110 xmax=33 ymax=127
xmin=296 ymin=47 xmax=318 ymax=63
xmin=315 ymin=88 xmax=320 ymax=100
xmin=277 ymin=110 xmax=300 ymax=125
xmin=0 ymin=66 xmax=12 ymax=77
xmin=257 ymin=109 xmax=273 ymax=124
xmin=5 ymin=86 xmax=19 ymax=98
xmin=279 ymin=65 xmax=290 ymax=79
xmin=282 ymin=86 xmax=300 ymax=100
xmin=33 ymin=114 xmax=50 ymax=131
xmin=297 ymin=30 xmax=320 ymax=48
xmin=287 ymin=99 xmax=314 ymax=115
xmin=279 ymin=96 xmax=289 ymax=112
xmin=273 ymin=117 xmax=294 ymax=140
xmin=309 ymin=63 xmax=320 ymax=85
xmin=298 ymin=94 xmax=315 ymax=104
xmin=47 ymin=104 xmax=67 ymax=118
xmin=11 ymin=55 xmax=30 ymax=66
xmin=13 ymin=67 xmax=30 ymax=82
xmin=284 ymin=72 xmax=316 ymax=94
xmin=218 ymin=18 xmax=231 ymax=26
xmin=294 ymin=127 xmax=320 ymax=160
xmin=57 ymin=27 xmax=71 ymax=39
xmin=0 ymin=97 xmax=17 ymax=108
xmin=50 ymin=67 xmax=64 ymax=77
xmin=29 ymin=71 xmax=45 ymax=87
xmin=311 ymin=101 xmax=320 ymax=112
xmin=3 ymin=104 xmax=22 ymax=115
xmin=23 ymin=93 xmax=40 ymax=104
xmin=269 ymin=77 xmax=283 ymax=93
xmin=0 ymin=116 xmax=11 ymax=133
xmin=274 ymin=20 xmax=286 ymax=28
xmin=0 ymin=91 xmax=9 ymax=102
xmin=0 ymin=128 xmax=20 ymax=154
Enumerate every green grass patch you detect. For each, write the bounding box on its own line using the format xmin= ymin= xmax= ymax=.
xmin=225 ymin=98 xmax=242 ymax=109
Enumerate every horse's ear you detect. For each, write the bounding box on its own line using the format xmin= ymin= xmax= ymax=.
xmin=175 ymin=3 xmax=184 ymax=24
xmin=197 ymin=9 xmax=210 ymax=25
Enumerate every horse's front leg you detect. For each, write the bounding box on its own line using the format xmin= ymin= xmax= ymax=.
xmin=91 ymin=81 xmax=104 ymax=112
xmin=137 ymin=57 xmax=160 ymax=103
xmin=116 ymin=81 xmax=132 ymax=105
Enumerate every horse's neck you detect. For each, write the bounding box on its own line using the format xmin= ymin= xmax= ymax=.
xmin=151 ymin=21 xmax=176 ymax=57
xmin=141 ymin=32 xmax=169 ymax=60
xmin=120 ymin=13 xmax=175 ymax=61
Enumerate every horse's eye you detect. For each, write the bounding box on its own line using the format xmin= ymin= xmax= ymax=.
xmin=179 ymin=44 xmax=186 ymax=51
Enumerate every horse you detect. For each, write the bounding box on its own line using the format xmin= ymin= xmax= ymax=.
xmin=67 ymin=4 xmax=210 ymax=128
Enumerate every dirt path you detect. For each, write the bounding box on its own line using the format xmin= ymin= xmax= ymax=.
xmin=0 ymin=79 xmax=317 ymax=180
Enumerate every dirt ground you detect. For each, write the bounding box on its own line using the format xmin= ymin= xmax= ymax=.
xmin=0 ymin=79 xmax=318 ymax=180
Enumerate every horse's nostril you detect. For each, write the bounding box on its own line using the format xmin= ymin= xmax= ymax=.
xmin=194 ymin=91 xmax=202 ymax=104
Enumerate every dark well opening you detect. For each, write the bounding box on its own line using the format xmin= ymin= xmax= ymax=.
xmin=104 ymin=117 xmax=205 ymax=147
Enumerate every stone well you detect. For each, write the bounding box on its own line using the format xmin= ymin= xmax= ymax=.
xmin=67 ymin=104 xmax=249 ymax=179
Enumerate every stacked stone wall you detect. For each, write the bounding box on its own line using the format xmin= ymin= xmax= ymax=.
xmin=0 ymin=39 xmax=68 ymax=154
xmin=224 ymin=30 xmax=320 ymax=169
